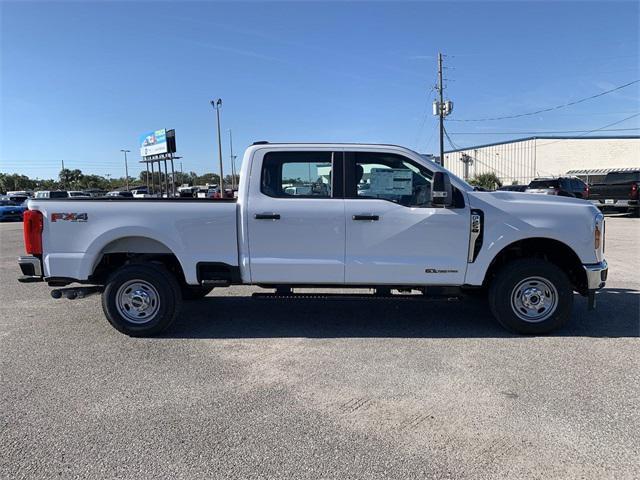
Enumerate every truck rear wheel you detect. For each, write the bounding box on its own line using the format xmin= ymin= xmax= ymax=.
xmin=101 ymin=263 xmax=182 ymax=337
xmin=489 ymin=259 xmax=573 ymax=334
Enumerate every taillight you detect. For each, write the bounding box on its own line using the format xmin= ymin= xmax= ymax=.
xmin=585 ymin=184 xmax=590 ymax=199
xmin=594 ymin=213 xmax=604 ymax=252
xmin=630 ymin=183 xmax=638 ymax=200
xmin=23 ymin=210 xmax=43 ymax=255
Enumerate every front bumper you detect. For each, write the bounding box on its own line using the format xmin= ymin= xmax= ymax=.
xmin=583 ymin=260 xmax=608 ymax=290
xmin=18 ymin=255 xmax=43 ymax=282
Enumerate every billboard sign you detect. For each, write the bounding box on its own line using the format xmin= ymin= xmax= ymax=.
xmin=139 ymin=129 xmax=168 ymax=156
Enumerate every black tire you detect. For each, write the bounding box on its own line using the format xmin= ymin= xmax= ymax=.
xmin=101 ymin=263 xmax=182 ymax=337
xmin=181 ymin=285 xmax=214 ymax=300
xmin=488 ymin=258 xmax=573 ymax=335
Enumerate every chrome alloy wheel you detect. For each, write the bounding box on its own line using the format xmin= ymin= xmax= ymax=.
xmin=115 ymin=280 xmax=160 ymax=324
xmin=510 ymin=276 xmax=558 ymax=323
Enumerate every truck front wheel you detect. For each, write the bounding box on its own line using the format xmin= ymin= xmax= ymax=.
xmin=102 ymin=263 xmax=182 ymax=337
xmin=489 ymin=259 xmax=573 ymax=334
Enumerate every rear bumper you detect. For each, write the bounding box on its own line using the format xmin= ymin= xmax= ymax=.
xmin=592 ymin=199 xmax=638 ymax=208
xmin=18 ymin=255 xmax=43 ymax=282
xmin=583 ymin=260 xmax=608 ymax=290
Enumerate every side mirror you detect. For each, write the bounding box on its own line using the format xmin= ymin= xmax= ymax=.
xmin=431 ymin=171 xmax=453 ymax=207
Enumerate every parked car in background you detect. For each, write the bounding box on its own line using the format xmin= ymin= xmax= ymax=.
xmin=7 ymin=190 xmax=33 ymax=198
xmin=106 ymin=190 xmax=134 ymax=198
xmin=5 ymin=194 xmax=29 ymax=204
xmin=83 ymin=188 xmax=107 ymax=197
xmin=588 ymin=169 xmax=640 ymax=217
xmin=130 ymin=188 xmax=150 ymax=198
xmin=178 ymin=186 xmax=199 ymax=197
xmin=68 ymin=191 xmax=91 ymax=198
xmin=34 ymin=190 xmax=69 ymax=199
xmin=498 ymin=184 xmax=528 ymax=192
xmin=0 ymin=198 xmax=26 ymax=221
xmin=525 ymin=177 xmax=589 ymax=199
xmin=197 ymin=187 xmax=220 ymax=199
xmin=128 ymin=186 xmax=150 ymax=198
xmin=284 ymin=185 xmax=313 ymax=196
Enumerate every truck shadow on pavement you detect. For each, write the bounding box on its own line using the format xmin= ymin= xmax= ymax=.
xmin=166 ymin=288 xmax=639 ymax=339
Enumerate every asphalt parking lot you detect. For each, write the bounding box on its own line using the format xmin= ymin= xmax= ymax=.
xmin=1 ymin=217 xmax=638 ymax=479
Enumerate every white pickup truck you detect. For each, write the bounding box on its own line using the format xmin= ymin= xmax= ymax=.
xmin=18 ymin=143 xmax=608 ymax=336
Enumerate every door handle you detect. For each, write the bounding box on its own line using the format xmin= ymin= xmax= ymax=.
xmin=353 ymin=214 xmax=379 ymax=221
xmin=255 ymin=213 xmax=281 ymax=220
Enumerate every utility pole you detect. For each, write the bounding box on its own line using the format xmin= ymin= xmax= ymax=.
xmin=120 ymin=149 xmax=130 ymax=190
xmin=61 ymin=160 xmax=65 ymax=189
xmin=437 ymin=52 xmax=444 ymax=167
xmin=433 ymin=52 xmax=453 ymax=168
xmin=210 ymin=99 xmax=224 ymax=196
xmin=228 ymin=129 xmax=236 ymax=190
xmin=461 ymin=153 xmax=473 ymax=180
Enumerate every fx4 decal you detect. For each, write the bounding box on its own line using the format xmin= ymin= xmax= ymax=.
xmin=51 ymin=212 xmax=88 ymax=222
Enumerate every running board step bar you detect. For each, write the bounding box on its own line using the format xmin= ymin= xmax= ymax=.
xmin=252 ymin=292 xmax=460 ymax=301
xmin=51 ymin=286 xmax=103 ymax=300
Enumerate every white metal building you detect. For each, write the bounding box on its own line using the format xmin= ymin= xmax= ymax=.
xmin=442 ymin=136 xmax=639 ymax=185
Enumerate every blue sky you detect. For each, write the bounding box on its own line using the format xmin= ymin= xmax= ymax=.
xmin=1 ymin=1 xmax=638 ymax=180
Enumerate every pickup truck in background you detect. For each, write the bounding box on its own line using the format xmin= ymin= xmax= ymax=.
xmin=588 ymin=170 xmax=640 ymax=217
xmin=18 ymin=143 xmax=608 ymax=336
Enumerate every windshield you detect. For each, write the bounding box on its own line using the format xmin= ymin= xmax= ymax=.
xmin=606 ymin=172 xmax=640 ymax=184
xmin=528 ymin=179 xmax=559 ymax=189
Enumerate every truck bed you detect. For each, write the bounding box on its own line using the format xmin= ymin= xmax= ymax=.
xmin=27 ymin=198 xmax=239 ymax=284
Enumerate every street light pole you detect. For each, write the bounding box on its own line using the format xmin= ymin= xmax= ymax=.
xmin=210 ymin=99 xmax=224 ymax=196
xmin=437 ymin=52 xmax=444 ymax=167
xmin=228 ymin=129 xmax=236 ymax=190
xmin=120 ymin=149 xmax=131 ymax=190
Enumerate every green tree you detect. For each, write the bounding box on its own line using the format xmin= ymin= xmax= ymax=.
xmin=196 ymin=173 xmax=221 ymax=186
xmin=469 ymin=172 xmax=503 ymax=191
xmin=0 ymin=173 xmax=37 ymax=192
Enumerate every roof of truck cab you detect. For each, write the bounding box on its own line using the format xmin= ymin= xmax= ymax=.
xmin=246 ymin=143 xmax=423 ymax=154
xmin=251 ymin=142 xmax=411 ymax=147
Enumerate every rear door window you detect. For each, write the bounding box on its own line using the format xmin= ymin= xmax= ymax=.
xmin=261 ymin=151 xmax=339 ymax=198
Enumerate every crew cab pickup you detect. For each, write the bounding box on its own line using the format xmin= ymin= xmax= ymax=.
xmin=588 ymin=170 xmax=640 ymax=217
xmin=18 ymin=143 xmax=608 ymax=336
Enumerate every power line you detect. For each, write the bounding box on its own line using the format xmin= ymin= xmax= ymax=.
xmin=445 ymin=112 xmax=640 ymax=151
xmin=448 ymin=127 xmax=640 ymax=135
xmin=535 ymin=112 xmax=640 ymax=147
xmin=443 ymin=125 xmax=460 ymax=150
xmin=447 ymin=79 xmax=640 ymax=122
xmin=422 ymin=121 xmax=439 ymax=152
xmin=414 ymin=83 xmax=437 ymax=148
